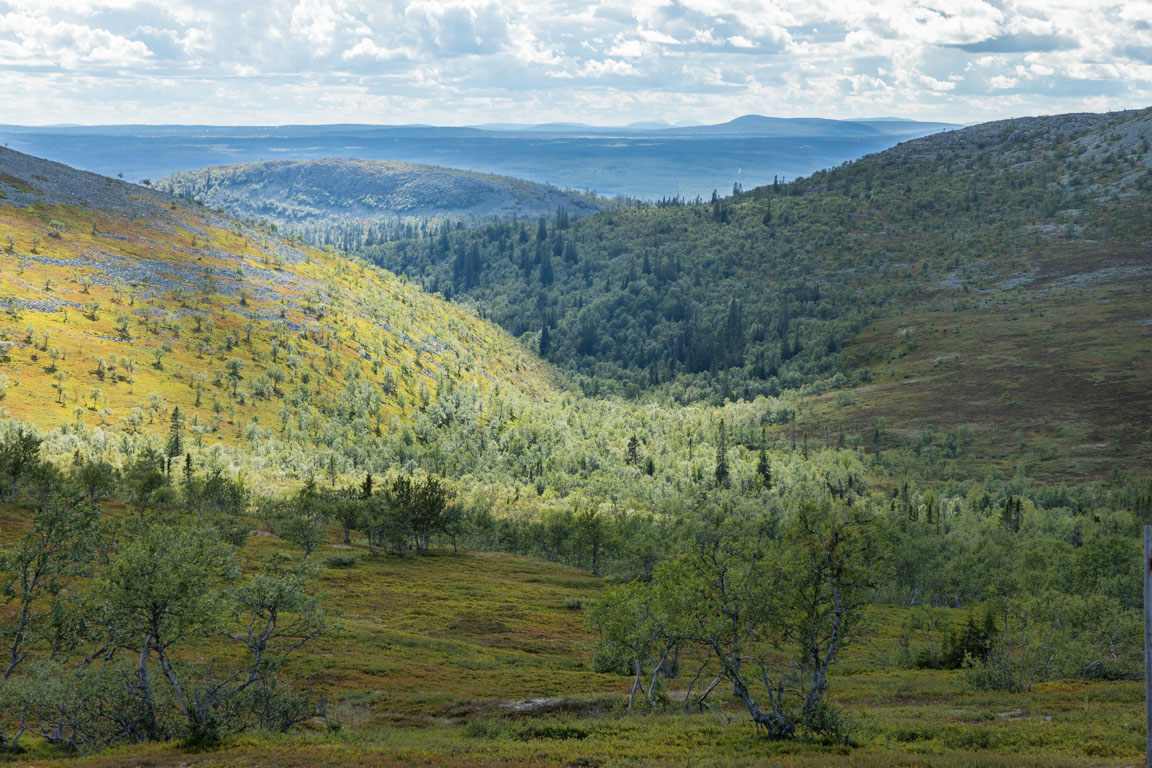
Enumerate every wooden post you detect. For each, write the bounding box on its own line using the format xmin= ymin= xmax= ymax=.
xmin=1144 ymin=525 xmax=1151 ymax=768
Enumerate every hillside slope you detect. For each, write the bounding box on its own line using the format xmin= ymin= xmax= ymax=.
xmin=356 ymin=107 xmax=1152 ymax=480
xmin=779 ymin=109 xmax=1152 ymax=480
xmin=156 ymin=158 xmax=606 ymax=238
xmin=0 ymin=148 xmax=553 ymax=474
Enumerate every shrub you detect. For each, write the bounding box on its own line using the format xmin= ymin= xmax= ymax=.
xmin=325 ymin=553 xmax=358 ymax=569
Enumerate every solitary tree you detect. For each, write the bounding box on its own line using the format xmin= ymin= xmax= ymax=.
xmin=601 ymin=499 xmax=875 ymax=741
xmin=99 ymin=522 xmax=239 ymax=741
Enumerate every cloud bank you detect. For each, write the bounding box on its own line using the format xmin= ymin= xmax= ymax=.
xmin=0 ymin=0 xmax=1148 ymax=125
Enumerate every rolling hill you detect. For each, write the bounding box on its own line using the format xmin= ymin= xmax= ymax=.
xmin=0 ymin=147 xmax=553 ymax=476
xmin=155 ymin=158 xmax=607 ymax=236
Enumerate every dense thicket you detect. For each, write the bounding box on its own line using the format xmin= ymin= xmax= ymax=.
xmin=0 ymin=428 xmax=329 ymax=752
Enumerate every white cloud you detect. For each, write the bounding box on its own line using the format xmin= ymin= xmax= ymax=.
xmin=581 ymin=57 xmax=635 ymax=76
xmin=0 ymin=6 xmax=152 ymax=67
xmin=608 ymin=38 xmax=651 ymax=57
xmin=0 ymin=0 xmax=1148 ymax=125
xmin=289 ymin=0 xmax=345 ymax=53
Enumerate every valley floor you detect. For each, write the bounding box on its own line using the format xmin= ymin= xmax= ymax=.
xmin=9 ymin=542 xmax=1145 ymax=768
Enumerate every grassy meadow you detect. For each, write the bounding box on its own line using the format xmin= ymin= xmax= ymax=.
xmin=0 ymin=511 xmax=1141 ymax=768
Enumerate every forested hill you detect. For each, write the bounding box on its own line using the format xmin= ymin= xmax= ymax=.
xmin=363 ymin=107 xmax=1152 ymax=479
xmin=156 ymin=158 xmax=607 ymax=248
xmin=0 ymin=147 xmax=552 ymax=466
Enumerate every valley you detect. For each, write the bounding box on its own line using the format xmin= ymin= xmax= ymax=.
xmin=0 ymin=107 xmax=1148 ymax=767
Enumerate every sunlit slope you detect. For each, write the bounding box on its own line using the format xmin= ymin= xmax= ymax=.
xmin=0 ymin=147 xmax=553 ymax=451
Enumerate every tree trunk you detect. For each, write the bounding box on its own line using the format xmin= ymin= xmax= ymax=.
xmin=628 ymin=659 xmax=644 ymax=710
xmin=730 ymin=671 xmax=794 ymax=739
xmin=155 ymin=641 xmax=189 ymax=720
xmin=138 ymin=640 xmax=158 ymax=740
xmin=694 ymin=673 xmax=725 ymax=709
xmin=647 ymin=647 xmax=671 ymax=706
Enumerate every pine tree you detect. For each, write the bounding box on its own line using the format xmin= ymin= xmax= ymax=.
xmin=1001 ymin=496 xmax=1022 ymax=533
xmin=625 ymin=436 xmax=640 ymax=466
xmin=165 ymin=406 xmax=182 ymax=466
xmin=539 ymin=324 xmax=551 ymax=357
xmin=361 ymin=472 xmax=373 ymax=499
xmin=756 ymin=428 xmax=771 ymax=489
xmin=540 ymin=248 xmax=554 ymax=286
xmin=714 ymin=419 xmax=729 ymax=486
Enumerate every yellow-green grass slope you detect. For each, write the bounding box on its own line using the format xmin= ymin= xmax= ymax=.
xmin=0 ymin=147 xmax=553 ymax=459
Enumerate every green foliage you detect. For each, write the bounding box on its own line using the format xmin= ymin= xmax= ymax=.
xmin=590 ymin=497 xmax=876 ymax=738
xmin=0 ymin=492 xmax=327 ymax=751
xmin=76 ymin=457 xmax=120 ymax=504
xmin=367 ymin=206 xmax=862 ymax=403
xmin=278 ymin=479 xmax=328 ymax=557
xmin=0 ymin=427 xmax=43 ymax=502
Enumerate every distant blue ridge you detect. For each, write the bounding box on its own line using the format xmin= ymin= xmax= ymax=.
xmin=0 ymin=117 xmax=956 ymax=200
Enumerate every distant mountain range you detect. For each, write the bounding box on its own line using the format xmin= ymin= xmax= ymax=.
xmin=469 ymin=115 xmax=957 ymax=137
xmin=0 ymin=115 xmax=958 ymax=200
xmin=0 ymin=115 xmax=958 ymax=139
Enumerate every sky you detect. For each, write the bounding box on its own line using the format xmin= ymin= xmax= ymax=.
xmin=0 ymin=0 xmax=1149 ymax=126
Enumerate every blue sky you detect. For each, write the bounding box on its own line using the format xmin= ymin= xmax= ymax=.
xmin=1 ymin=0 xmax=1148 ymax=126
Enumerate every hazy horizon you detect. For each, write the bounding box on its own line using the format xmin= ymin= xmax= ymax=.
xmin=0 ymin=113 xmax=964 ymax=129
